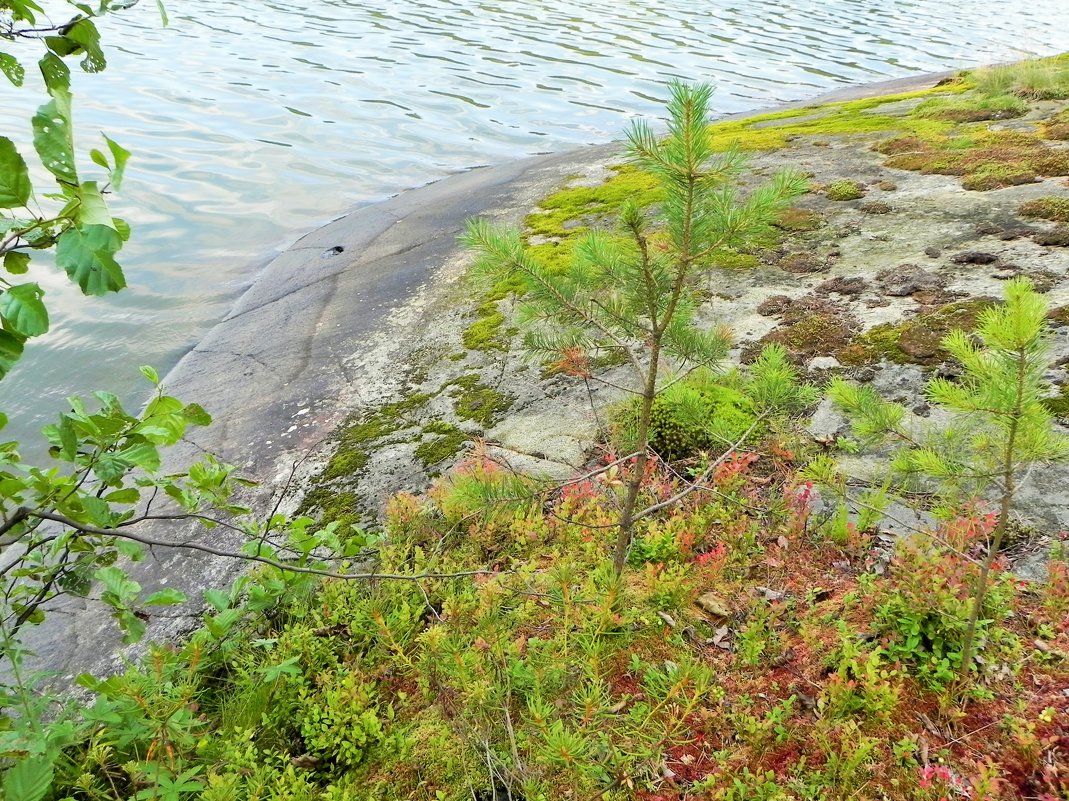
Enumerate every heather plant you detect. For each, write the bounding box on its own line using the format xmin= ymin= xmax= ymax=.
xmin=463 ymin=82 xmax=808 ymax=574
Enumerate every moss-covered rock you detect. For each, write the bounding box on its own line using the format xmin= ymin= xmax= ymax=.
xmin=415 ymin=421 xmax=469 ymax=467
xmin=757 ymin=312 xmax=857 ymax=364
xmin=824 ymin=180 xmax=866 ymax=201
xmin=843 ymin=298 xmax=997 ymax=366
xmin=1019 ymin=196 xmax=1069 ymax=223
xmin=449 ymin=375 xmax=513 ymax=428
xmin=877 ymin=130 xmax=1068 ymax=191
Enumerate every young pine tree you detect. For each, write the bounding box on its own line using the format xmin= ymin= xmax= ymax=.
xmin=462 ymin=81 xmax=807 ymax=575
xmin=829 ymin=276 xmax=1069 ymax=681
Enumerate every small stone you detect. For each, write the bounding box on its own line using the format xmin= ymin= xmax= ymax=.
xmin=951 ymin=251 xmax=999 ymax=265
xmin=876 ymin=264 xmax=943 ymax=297
xmin=695 ymin=592 xmax=732 ymax=619
xmin=924 ymin=246 xmax=942 ymax=258
xmin=807 ymin=356 xmax=842 ymax=371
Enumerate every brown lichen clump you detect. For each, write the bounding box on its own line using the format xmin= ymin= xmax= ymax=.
xmin=775 ymin=207 xmax=824 ymax=232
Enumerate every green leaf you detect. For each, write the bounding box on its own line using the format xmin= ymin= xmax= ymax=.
xmin=3 ymin=753 xmax=54 ymax=801
xmin=38 ymin=52 xmax=71 ymax=94
xmin=90 ymin=148 xmax=109 ymax=169
xmin=145 ymin=588 xmax=187 ymax=606
xmin=103 ymin=135 xmax=130 ymax=191
xmin=75 ymin=181 xmax=114 ymax=228
xmin=4 ymin=251 xmax=30 ymax=275
xmin=113 ymin=216 xmax=131 ymax=241
xmin=62 ymin=19 xmax=106 ymax=73
xmin=0 ymin=137 xmax=32 ymax=208
xmin=96 ymin=565 xmax=141 ymax=600
xmin=0 ymin=53 xmax=24 ymax=86
xmin=119 ymin=441 xmax=160 ymax=472
xmin=182 ymin=402 xmax=212 ymax=426
xmin=105 ymin=487 xmax=140 ymax=504
xmin=258 ymin=657 xmax=302 ymax=682
xmin=203 ymin=589 xmax=230 ymax=611
xmin=80 ymin=494 xmax=113 ymax=526
xmin=0 ymin=330 xmax=25 ymax=378
xmin=156 ymin=0 xmax=169 ymax=26
xmin=55 ymin=225 xmax=125 ymax=295
xmin=139 ymin=364 xmax=159 ymax=385
xmin=0 ymin=283 xmax=49 ymax=337
xmin=32 ymin=90 xmax=77 ymax=186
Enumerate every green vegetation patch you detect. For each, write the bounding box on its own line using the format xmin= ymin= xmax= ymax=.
xmin=449 ymin=374 xmax=513 ymax=428
xmin=876 ymin=128 xmax=1069 ymax=191
xmin=1043 ymin=110 xmax=1069 ymax=140
xmin=842 ymin=298 xmax=997 ymax=366
xmin=702 ymin=82 xmax=965 ymax=153
xmin=758 ymin=312 xmax=858 ymax=364
xmin=913 ymin=93 xmax=1028 ymax=122
xmin=461 ymin=300 xmax=508 ymax=352
xmin=1042 ymin=384 xmax=1069 ymax=419
xmin=1020 ymin=196 xmax=1069 ymax=223
xmin=970 ymin=53 xmax=1069 ymax=100
xmin=824 ymin=179 xmax=866 ymax=201
xmin=415 ymin=420 xmax=470 ymax=468
xmin=775 ymin=207 xmax=825 ymax=232
xmin=611 ymin=369 xmax=763 ymax=460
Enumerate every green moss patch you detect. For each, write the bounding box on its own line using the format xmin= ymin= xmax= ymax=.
xmin=415 ymin=421 xmax=469 ymax=467
xmin=913 ymin=93 xmax=1027 ymax=122
xmin=843 ymin=298 xmax=997 ymax=366
xmin=462 ymin=301 xmax=508 ymax=352
xmin=824 ymin=180 xmax=866 ymax=201
xmin=611 ymin=372 xmax=762 ymax=460
xmin=877 ymin=130 xmax=1069 ymax=191
xmin=449 ymin=375 xmax=513 ymax=428
xmin=702 ymin=82 xmax=965 ymax=153
xmin=1041 ymin=384 xmax=1069 ymax=419
xmin=1019 ymin=196 xmax=1069 ymax=223
xmin=758 ymin=313 xmax=857 ymax=364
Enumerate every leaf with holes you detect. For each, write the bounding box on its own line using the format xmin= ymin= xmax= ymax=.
xmin=32 ymin=89 xmax=76 ymax=186
xmin=56 ymin=225 xmax=125 ymax=295
xmin=38 ymin=52 xmax=70 ymax=93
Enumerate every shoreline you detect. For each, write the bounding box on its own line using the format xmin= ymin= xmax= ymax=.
xmin=24 ymin=68 xmax=967 ymax=681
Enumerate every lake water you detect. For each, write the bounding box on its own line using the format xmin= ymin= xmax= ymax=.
xmin=2 ymin=0 xmax=1068 ymax=451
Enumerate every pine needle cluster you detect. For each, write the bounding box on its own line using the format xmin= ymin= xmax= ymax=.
xmin=463 ymin=81 xmax=807 ymax=573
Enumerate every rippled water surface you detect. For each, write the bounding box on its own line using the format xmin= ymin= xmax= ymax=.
xmin=2 ymin=0 xmax=1069 ymax=445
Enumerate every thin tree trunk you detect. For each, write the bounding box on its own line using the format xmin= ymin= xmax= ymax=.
xmin=612 ymin=341 xmax=662 ymax=575
xmin=958 ymin=348 xmax=1026 ymax=682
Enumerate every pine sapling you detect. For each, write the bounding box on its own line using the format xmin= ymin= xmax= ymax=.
xmin=830 ymin=277 xmax=1069 ymax=681
xmin=463 ymin=81 xmax=807 ymax=574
